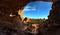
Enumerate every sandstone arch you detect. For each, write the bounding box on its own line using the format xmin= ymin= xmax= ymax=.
xmin=0 ymin=0 xmax=33 ymax=35
xmin=0 ymin=0 xmax=60 ymax=35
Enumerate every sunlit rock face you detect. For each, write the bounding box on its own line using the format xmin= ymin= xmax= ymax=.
xmin=24 ymin=18 xmax=31 ymax=23
xmin=18 ymin=9 xmax=24 ymax=21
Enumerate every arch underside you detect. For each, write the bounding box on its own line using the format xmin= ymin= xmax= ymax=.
xmin=0 ymin=0 xmax=60 ymax=35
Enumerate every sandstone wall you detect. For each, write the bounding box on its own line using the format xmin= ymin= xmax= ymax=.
xmin=0 ymin=0 xmax=32 ymax=35
xmin=0 ymin=0 xmax=59 ymax=35
xmin=48 ymin=0 xmax=60 ymax=25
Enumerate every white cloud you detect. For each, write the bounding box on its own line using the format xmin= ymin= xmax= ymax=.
xmin=24 ymin=6 xmax=36 ymax=11
xmin=24 ymin=8 xmax=31 ymax=11
xmin=31 ymin=8 xmax=36 ymax=10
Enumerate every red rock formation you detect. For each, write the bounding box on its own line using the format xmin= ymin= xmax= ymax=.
xmin=1 ymin=0 xmax=60 ymax=35
xmin=0 ymin=0 xmax=33 ymax=35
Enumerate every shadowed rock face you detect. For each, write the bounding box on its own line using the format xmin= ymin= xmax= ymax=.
xmin=48 ymin=0 xmax=60 ymax=26
xmin=0 ymin=0 xmax=59 ymax=35
xmin=0 ymin=0 xmax=32 ymax=35
xmin=47 ymin=0 xmax=60 ymax=35
xmin=0 ymin=0 xmax=32 ymax=8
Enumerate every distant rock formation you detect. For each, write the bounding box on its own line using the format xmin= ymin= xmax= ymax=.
xmin=23 ymin=17 xmax=31 ymax=23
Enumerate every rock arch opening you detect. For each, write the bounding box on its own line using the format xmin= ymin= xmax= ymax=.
xmin=0 ymin=0 xmax=60 ymax=35
xmin=24 ymin=1 xmax=53 ymax=19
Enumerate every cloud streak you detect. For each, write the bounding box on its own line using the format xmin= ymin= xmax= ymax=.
xmin=24 ymin=6 xmax=36 ymax=11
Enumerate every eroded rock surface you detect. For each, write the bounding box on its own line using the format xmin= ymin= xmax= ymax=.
xmin=0 ymin=0 xmax=32 ymax=35
xmin=48 ymin=0 xmax=60 ymax=27
xmin=0 ymin=0 xmax=60 ymax=35
xmin=46 ymin=0 xmax=60 ymax=35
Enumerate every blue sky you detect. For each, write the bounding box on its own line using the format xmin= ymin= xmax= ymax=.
xmin=24 ymin=1 xmax=53 ymax=19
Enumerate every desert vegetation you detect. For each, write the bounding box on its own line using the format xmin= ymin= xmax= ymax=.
xmin=23 ymin=17 xmax=49 ymax=35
